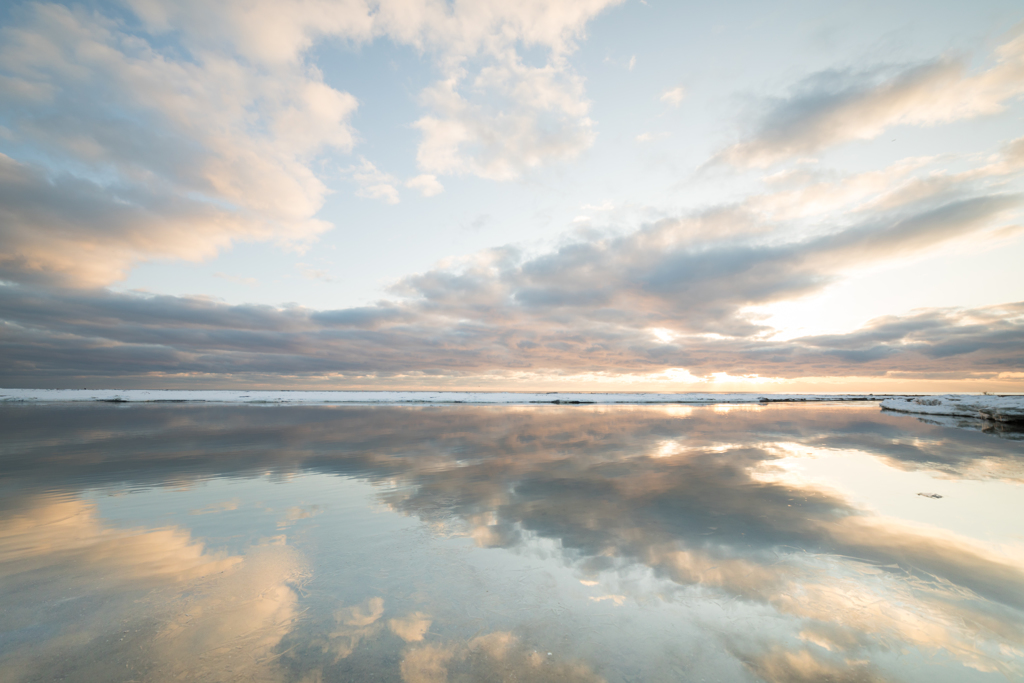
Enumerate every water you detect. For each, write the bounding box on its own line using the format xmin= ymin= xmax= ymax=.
xmin=1 ymin=402 xmax=1022 ymax=682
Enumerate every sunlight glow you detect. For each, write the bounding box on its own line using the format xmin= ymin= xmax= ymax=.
xmin=649 ymin=328 xmax=679 ymax=343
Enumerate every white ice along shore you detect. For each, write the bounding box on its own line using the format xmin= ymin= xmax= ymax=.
xmin=881 ymin=395 xmax=1024 ymax=424
xmin=0 ymin=388 xmax=894 ymax=405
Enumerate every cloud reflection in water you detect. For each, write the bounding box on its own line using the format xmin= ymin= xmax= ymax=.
xmin=0 ymin=402 xmax=1021 ymax=681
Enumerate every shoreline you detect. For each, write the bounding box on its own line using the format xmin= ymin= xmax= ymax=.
xmin=0 ymin=388 xmax=899 ymax=405
xmin=880 ymin=395 xmax=1024 ymax=424
xmin=3 ymin=390 xmax=1021 ymax=425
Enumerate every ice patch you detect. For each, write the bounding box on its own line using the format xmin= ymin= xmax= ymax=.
xmin=880 ymin=395 xmax=1024 ymax=424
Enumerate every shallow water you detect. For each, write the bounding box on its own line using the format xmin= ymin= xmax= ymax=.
xmin=1 ymin=402 xmax=1022 ymax=682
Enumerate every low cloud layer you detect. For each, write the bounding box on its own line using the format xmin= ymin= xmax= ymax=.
xmin=1 ymin=137 xmax=1021 ymax=386
xmin=0 ymin=283 xmax=1020 ymax=387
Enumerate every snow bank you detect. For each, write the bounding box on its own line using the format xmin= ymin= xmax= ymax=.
xmin=900 ymin=412 xmax=1024 ymax=441
xmin=0 ymin=388 xmax=890 ymax=406
xmin=880 ymin=395 xmax=1024 ymax=424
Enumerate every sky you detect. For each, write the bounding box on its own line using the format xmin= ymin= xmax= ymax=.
xmin=0 ymin=0 xmax=1022 ymax=392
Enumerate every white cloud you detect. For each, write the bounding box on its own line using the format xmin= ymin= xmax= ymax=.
xmin=350 ymin=158 xmax=400 ymax=204
xmin=746 ymin=136 xmax=1024 ymax=223
xmin=391 ymin=0 xmax=620 ymax=180
xmin=749 ymin=156 xmax=936 ymax=220
xmin=629 ymin=55 xmax=636 ymax=70
xmin=0 ymin=0 xmax=625 ymax=286
xmin=0 ymin=3 xmax=357 ymax=286
xmin=126 ymin=0 xmax=376 ymax=65
xmin=660 ymin=86 xmax=685 ymax=106
xmin=129 ymin=0 xmax=624 ymax=182
xmin=128 ymin=0 xmax=622 ymax=68
xmin=412 ymin=54 xmax=598 ymax=180
xmin=406 ymin=173 xmax=444 ymax=197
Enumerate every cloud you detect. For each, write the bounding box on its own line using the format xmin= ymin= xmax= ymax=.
xmin=350 ymin=158 xmax=400 ymax=204
xmin=0 ymin=153 xmax=287 ymax=287
xmin=737 ymin=648 xmax=886 ymax=683
xmin=659 ymin=86 xmax=685 ymax=106
xmin=325 ymin=596 xmax=387 ymax=660
xmin=389 ymin=612 xmax=432 ymax=642
xmin=5 ymin=404 xmax=1024 ymax=677
xmin=749 ymin=156 xmax=936 ymax=220
xmin=0 ymin=3 xmax=356 ymax=287
xmin=718 ymin=29 xmax=1024 ymax=167
xmin=0 ymin=494 xmax=308 ymax=682
xmin=392 ymin=0 xmax=621 ymax=180
xmin=338 ymin=597 xmax=385 ymax=627
xmin=0 ymin=0 xmax=626 ymax=288
xmin=125 ymin=0 xmax=375 ymax=65
xmin=0 ymin=170 xmax=1021 ymax=386
xmin=406 ymin=173 xmax=444 ymax=197
xmin=392 ymin=191 xmax=1019 ymax=336
xmin=399 ymin=631 xmax=604 ymax=683
xmin=190 ymin=499 xmax=240 ymax=515
xmin=145 ymin=542 xmax=305 ymax=680
xmin=131 ymin=0 xmax=624 ymax=181
xmin=279 ymin=504 xmax=324 ymax=527
xmin=747 ymin=135 xmax=1024 ymax=224
xmin=0 ymin=496 xmax=240 ymax=585
xmin=412 ymin=62 xmax=596 ymax=180
xmin=0 ymin=288 xmax=1021 ymax=388
xmin=0 ymin=116 xmax=1021 ymax=386
xmin=370 ymin=408 xmax=1024 ymax=676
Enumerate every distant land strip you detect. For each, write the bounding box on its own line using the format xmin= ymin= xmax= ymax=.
xmin=0 ymin=389 xmax=901 ymax=405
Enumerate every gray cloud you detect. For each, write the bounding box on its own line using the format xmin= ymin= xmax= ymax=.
xmin=0 ymin=154 xmax=272 ymax=287
xmin=0 ymin=173 xmax=1020 ymax=386
xmin=717 ymin=30 xmax=1024 ymax=167
xmin=0 ymin=278 xmax=1020 ymax=386
xmin=395 ymin=191 xmax=1019 ymax=336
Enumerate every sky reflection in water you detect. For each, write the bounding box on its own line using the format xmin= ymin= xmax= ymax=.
xmin=1 ymin=403 xmax=1022 ymax=683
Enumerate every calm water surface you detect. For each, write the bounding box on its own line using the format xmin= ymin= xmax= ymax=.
xmin=1 ymin=403 xmax=1022 ymax=682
